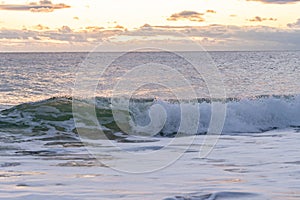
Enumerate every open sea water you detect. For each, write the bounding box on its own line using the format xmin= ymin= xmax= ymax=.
xmin=0 ymin=51 xmax=300 ymax=199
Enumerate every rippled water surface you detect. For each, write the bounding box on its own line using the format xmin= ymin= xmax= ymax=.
xmin=0 ymin=130 xmax=299 ymax=200
xmin=0 ymin=51 xmax=300 ymax=199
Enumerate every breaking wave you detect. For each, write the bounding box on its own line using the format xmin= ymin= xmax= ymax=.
xmin=1 ymin=95 xmax=300 ymax=138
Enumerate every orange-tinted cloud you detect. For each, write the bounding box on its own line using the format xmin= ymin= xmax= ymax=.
xmin=0 ymin=0 xmax=70 ymax=13
xmin=248 ymin=16 xmax=277 ymax=22
xmin=206 ymin=10 xmax=216 ymax=13
xmin=33 ymin=24 xmax=49 ymax=30
xmin=85 ymin=26 xmax=105 ymax=32
xmin=114 ymin=25 xmax=125 ymax=29
xmin=167 ymin=11 xmax=205 ymax=22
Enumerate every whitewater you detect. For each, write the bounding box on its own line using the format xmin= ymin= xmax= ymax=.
xmin=0 ymin=51 xmax=300 ymax=199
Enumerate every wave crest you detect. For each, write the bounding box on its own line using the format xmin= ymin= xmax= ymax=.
xmin=1 ymin=95 xmax=300 ymax=137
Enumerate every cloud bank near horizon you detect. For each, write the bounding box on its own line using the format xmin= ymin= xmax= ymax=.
xmin=0 ymin=23 xmax=299 ymax=51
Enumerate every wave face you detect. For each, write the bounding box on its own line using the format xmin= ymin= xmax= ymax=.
xmin=1 ymin=95 xmax=300 ymax=137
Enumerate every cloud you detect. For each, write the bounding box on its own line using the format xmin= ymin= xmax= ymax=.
xmin=167 ymin=11 xmax=205 ymax=22
xmin=58 ymin=26 xmax=72 ymax=33
xmin=0 ymin=0 xmax=71 ymax=12
xmin=120 ymin=24 xmax=300 ymax=50
xmin=1 ymin=24 xmax=300 ymax=51
xmin=114 ymin=25 xmax=125 ymax=29
xmin=33 ymin=24 xmax=49 ymax=30
xmin=0 ymin=25 xmax=123 ymax=44
xmin=85 ymin=26 xmax=105 ymax=32
xmin=206 ymin=10 xmax=216 ymax=13
xmin=141 ymin=24 xmax=152 ymax=28
xmin=248 ymin=16 xmax=277 ymax=22
xmin=246 ymin=0 xmax=300 ymax=4
xmin=287 ymin=18 xmax=300 ymax=28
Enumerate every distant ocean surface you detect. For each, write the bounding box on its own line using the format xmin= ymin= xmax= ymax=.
xmin=0 ymin=51 xmax=300 ymax=200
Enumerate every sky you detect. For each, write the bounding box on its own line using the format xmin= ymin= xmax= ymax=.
xmin=0 ymin=0 xmax=300 ymax=51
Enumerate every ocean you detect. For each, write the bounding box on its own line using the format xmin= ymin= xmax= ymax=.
xmin=0 ymin=51 xmax=300 ymax=199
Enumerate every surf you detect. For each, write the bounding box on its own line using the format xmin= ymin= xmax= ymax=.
xmin=1 ymin=94 xmax=300 ymax=139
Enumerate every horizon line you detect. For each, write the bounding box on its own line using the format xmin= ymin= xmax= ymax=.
xmin=0 ymin=49 xmax=299 ymax=53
